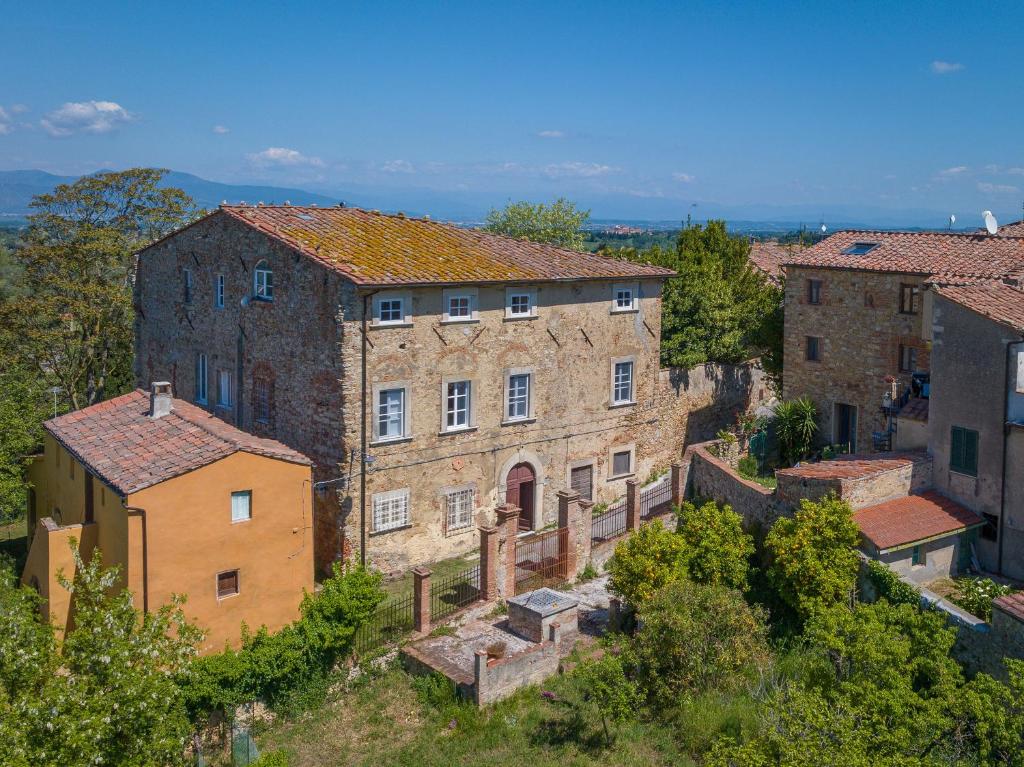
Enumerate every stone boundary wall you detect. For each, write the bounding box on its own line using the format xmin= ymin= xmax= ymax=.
xmin=473 ymin=622 xmax=567 ymax=706
xmin=681 ymin=442 xmax=783 ymax=529
xmin=776 ymin=454 xmax=933 ymax=511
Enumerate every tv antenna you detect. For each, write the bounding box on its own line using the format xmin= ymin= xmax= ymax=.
xmin=983 ymin=210 xmax=999 ymax=236
xmin=948 ymin=214 xmax=955 ymax=230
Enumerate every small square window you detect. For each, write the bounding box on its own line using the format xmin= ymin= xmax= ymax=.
xmin=253 ymin=262 xmax=273 ymax=301
xmin=841 ymin=242 xmax=880 ymax=256
xmin=217 ymin=570 xmax=239 ymax=598
xmin=378 ymin=298 xmax=404 ymax=324
xmin=449 ymin=295 xmax=470 ymax=318
xmin=611 ymin=450 xmax=632 ymax=477
xmin=505 ymin=287 xmax=537 ymax=319
xmin=899 ymin=283 xmax=919 ymax=315
xmin=446 ymin=487 xmax=475 ymax=532
xmin=373 ymin=489 xmax=410 ymax=532
xmin=612 ymin=283 xmax=638 ymax=312
xmin=807 ymin=279 xmax=822 ymax=305
xmin=806 ymin=336 xmax=822 ymax=362
xmin=231 ymin=490 xmax=251 ymax=523
xmin=510 ymin=294 xmax=530 ymax=315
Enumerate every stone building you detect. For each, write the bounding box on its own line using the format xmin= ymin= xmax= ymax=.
xmin=133 ymin=205 xmax=674 ymax=574
xmin=783 ymin=231 xmax=1024 ymax=453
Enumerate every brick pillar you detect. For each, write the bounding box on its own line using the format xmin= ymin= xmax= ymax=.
xmin=578 ymin=499 xmax=594 ymax=568
xmin=625 ymin=478 xmax=641 ymax=531
xmin=670 ymin=462 xmax=685 ymax=509
xmin=557 ymin=489 xmax=580 ymax=579
xmin=412 ymin=567 xmax=431 ymax=634
xmin=478 ymin=525 xmax=499 ymax=600
xmin=496 ymin=503 xmax=520 ymax=598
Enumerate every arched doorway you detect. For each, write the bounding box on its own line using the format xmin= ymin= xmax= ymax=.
xmin=505 ymin=462 xmax=536 ymax=531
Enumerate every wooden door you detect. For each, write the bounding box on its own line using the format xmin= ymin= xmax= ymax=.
xmin=570 ymin=464 xmax=593 ymax=501
xmin=506 ymin=462 xmax=536 ymax=531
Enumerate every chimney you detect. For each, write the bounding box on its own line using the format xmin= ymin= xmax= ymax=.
xmin=150 ymin=382 xmax=173 ymax=419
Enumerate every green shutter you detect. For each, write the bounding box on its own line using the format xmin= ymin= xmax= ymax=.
xmin=950 ymin=427 xmax=964 ymax=472
xmin=964 ymin=430 xmax=979 ymax=476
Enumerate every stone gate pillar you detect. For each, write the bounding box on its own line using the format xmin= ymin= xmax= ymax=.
xmin=478 ymin=525 xmax=499 ymax=600
xmin=557 ymin=489 xmax=580 ymax=578
xmin=496 ymin=503 xmax=520 ymax=598
xmin=625 ymin=478 xmax=641 ymax=531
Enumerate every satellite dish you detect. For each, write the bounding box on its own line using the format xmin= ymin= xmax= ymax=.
xmin=983 ymin=210 xmax=999 ymax=235
xmin=820 ymin=224 xmax=827 ymax=234
xmin=949 ymin=214 xmax=956 ymax=229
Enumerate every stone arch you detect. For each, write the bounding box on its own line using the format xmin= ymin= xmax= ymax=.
xmin=496 ymin=448 xmax=546 ymax=531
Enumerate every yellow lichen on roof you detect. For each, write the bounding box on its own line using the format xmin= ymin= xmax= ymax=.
xmin=219 ymin=205 xmax=675 ymax=286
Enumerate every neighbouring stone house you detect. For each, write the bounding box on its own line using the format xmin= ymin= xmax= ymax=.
xmin=783 ymin=230 xmax=1024 ymax=454
xmin=133 ymin=205 xmax=678 ymax=574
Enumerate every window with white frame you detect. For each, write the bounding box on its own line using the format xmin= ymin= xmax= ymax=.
xmin=506 ymin=372 xmax=531 ymax=421
xmin=183 ymin=268 xmax=193 ymax=304
xmin=612 ymin=360 xmax=634 ymax=405
xmin=445 ymin=380 xmax=471 ymax=430
xmin=442 ymin=288 xmax=477 ymax=322
xmin=253 ymin=261 xmax=273 ymax=301
xmin=377 ymin=297 xmax=404 ymax=324
xmin=373 ymin=488 xmax=410 ymax=532
xmin=217 ymin=370 xmax=232 ymax=407
xmin=445 ymin=487 xmax=475 ymax=532
xmin=215 ymin=274 xmax=225 ymax=308
xmin=195 ymin=353 xmax=208 ymax=404
xmin=505 ymin=287 xmax=536 ymax=318
xmin=612 ymin=283 xmax=637 ymax=312
xmin=231 ymin=490 xmax=251 ymax=523
xmin=376 ymin=387 xmax=406 ymax=441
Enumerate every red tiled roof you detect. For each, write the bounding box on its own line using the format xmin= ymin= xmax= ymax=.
xmin=784 ymin=230 xmax=1024 ymax=280
xmin=852 ymin=491 xmax=984 ymax=551
xmin=748 ymin=241 xmax=789 ymax=284
xmin=932 ymin=280 xmax=1024 ymax=334
xmin=775 ymin=454 xmax=916 ymax=481
xmin=208 ymin=205 xmax=675 ymax=287
xmin=45 ymin=389 xmax=311 ymax=496
xmin=994 ymin=591 xmax=1024 ymax=622
xmin=984 ymin=220 xmax=1024 ymax=238
xmin=897 ymin=397 xmax=930 ymax=423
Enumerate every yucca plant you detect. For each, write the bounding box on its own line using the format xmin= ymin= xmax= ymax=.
xmin=773 ymin=397 xmax=819 ymax=466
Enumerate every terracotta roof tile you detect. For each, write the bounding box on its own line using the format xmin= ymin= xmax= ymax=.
xmin=932 ymin=280 xmax=1024 ymax=334
xmin=897 ymin=397 xmax=930 ymax=422
xmin=45 ymin=390 xmax=310 ymax=496
xmin=776 ymin=453 xmax=918 ymax=481
xmin=994 ymin=591 xmax=1024 ymax=622
xmin=852 ymin=491 xmax=984 ymax=551
xmin=211 ymin=205 xmax=676 ymax=287
xmin=784 ymin=230 xmax=1024 ymax=279
xmin=748 ymin=241 xmax=789 ymax=284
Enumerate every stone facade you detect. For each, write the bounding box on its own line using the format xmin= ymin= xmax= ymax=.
xmin=784 ymin=266 xmax=929 ymax=453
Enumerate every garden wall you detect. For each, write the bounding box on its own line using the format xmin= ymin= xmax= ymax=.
xmin=681 ymin=442 xmax=784 ymax=529
xmin=955 ymin=595 xmax=1024 ymax=680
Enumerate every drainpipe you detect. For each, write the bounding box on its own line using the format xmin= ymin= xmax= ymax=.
xmin=359 ymin=291 xmax=379 ymax=568
xmin=998 ymin=339 xmax=1023 ymax=574
xmin=124 ymin=505 xmax=149 ymax=614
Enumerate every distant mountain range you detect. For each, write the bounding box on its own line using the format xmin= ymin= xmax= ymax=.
xmin=0 ymin=168 xmax=994 ymax=233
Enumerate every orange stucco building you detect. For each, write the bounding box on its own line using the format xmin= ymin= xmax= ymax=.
xmin=23 ymin=383 xmax=315 ymax=653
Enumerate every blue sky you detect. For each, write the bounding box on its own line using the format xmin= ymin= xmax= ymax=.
xmin=2 ymin=0 xmax=1023 ymax=223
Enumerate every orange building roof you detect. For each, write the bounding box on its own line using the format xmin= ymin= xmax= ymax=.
xmin=784 ymin=230 xmax=1024 ymax=280
xmin=212 ymin=205 xmax=676 ymax=287
xmin=994 ymin=591 xmax=1024 ymax=622
xmin=933 ymin=280 xmax=1024 ymax=334
xmin=45 ymin=390 xmax=311 ymax=495
xmin=775 ymin=454 xmax=916 ymax=481
xmin=852 ymin=491 xmax=984 ymax=552
xmin=748 ymin=240 xmax=789 ymax=284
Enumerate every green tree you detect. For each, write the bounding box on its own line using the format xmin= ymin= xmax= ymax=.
xmin=764 ymin=495 xmax=861 ymax=621
xmin=568 ymin=654 xmax=640 ymax=746
xmin=614 ymin=221 xmax=783 ymax=380
xmin=607 ymin=521 xmax=689 ymax=606
xmin=0 ymin=360 xmax=47 ymax=527
xmin=2 ymin=168 xmax=196 ymax=411
xmin=484 ymin=198 xmax=589 ymax=251
xmin=676 ymin=500 xmax=754 ymax=590
xmin=628 ymin=579 xmax=769 ymax=704
xmin=773 ymin=396 xmax=819 ymax=466
xmin=0 ymin=544 xmax=202 ymax=767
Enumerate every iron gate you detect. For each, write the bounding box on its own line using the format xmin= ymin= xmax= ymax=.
xmin=514 ymin=527 xmax=568 ymax=594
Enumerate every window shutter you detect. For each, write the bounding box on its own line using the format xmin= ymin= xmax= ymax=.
xmin=965 ymin=431 xmax=979 ymax=475
xmin=950 ymin=427 xmax=964 ymax=471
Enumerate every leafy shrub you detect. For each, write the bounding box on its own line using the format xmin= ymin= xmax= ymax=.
xmin=252 ymin=750 xmax=291 ymax=767
xmin=577 ymin=561 xmax=599 ymax=582
xmin=608 ymin=521 xmax=689 ymax=606
xmin=952 ymin=577 xmax=1014 ymax=621
xmin=765 ymin=495 xmax=860 ymax=621
xmin=773 ymin=397 xmax=819 ymax=466
xmin=567 ymin=654 xmax=641 ymax=745
xmin=676 ymin=500 xmax=754 ymax=590
xmin=865 ymin=559 xmax=921 ymax=607
xmin=412 ymin=671 xmax=459 ymax=710
xmin=629 ymin=580 xmax=770 ymax=704
xmin=716 ymin=429 xmax=737 ymax=444
xmin=737 ymin=454 xmax=759 ymax=477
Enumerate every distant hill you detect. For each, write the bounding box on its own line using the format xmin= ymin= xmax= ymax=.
xmin=0 ymin=169 xmax=341 ymax=218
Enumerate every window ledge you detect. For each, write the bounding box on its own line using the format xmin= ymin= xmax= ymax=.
xmin=444 ymin=525 xmax=476 ymax=537
xmin=231 ymin=518 xmax=252 ymax=525
xmin=370 ymin=523 xmax=413 ymax=537
xmin=370 ymin=436 xmax=413 ymax=448
xmin=438 ymin=426 xmax=478 ymax=437
xmin=503 ymin=314 xmax=538 ymax=322
xmin=610 ymin=308 xmax=639 ymax=314
xmin=609 ymin=401 xmax=636 ymax=410
xmin=251 ymin=297 xmax=274 ymax=304
xmin=216 ymin=593 xmax=240 ymax=602
xmin=370 ymin=322 xmax=413 ymax=329
xmin=608 ymin=472 xmax=636 ymax=481
xmin=440 ymin=318 xmax=480 ymax=326
xmin=501 ymin=417 xmax=537 ymax=427
xmin=948 ymin=469 xmax=978 ymax=479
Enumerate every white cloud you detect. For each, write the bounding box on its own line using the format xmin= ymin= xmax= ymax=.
xmin=931 ymin=60 xmax=964 ymax=74
xmin=672 ymin=172 xmax=696 ymax=183
xmin=247 ymin=146 xmax=324 ymax=167
xmin=0 ymin=107 xmax=12 ymax=135
xmin=536 ymin=129 xmax=566 ymax=139
xmin=542 ymin=161 xmax=615 ymax=178
xmin=40 ymin=100 xmax=134 ymax=137
xmin=977 ymin=181 xmax=1019 ymax=194
xmin=381 ymin=159 xmax=415 ymax=174
xmin=1006 ymin=167 xmax=1024 ymax=176
xmin=10 ymin=104 xmax=28 ymax=114
xmin=212 ymin=125 xmax=230 ymax=134
xmin=938 ymin=165 xmax=968 ymax=177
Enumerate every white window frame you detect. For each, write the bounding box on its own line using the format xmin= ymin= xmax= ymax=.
xmin=503 ymin=368 xmax=533 ymax=423
xmin=195 ymin=353 xmax=208 ymax=404
xmin=372 ymin=383 xmax=411 ymax=443
xmin=611 ymin=282 xmax=638 ymax=313
xmin=608 ymin=444 xmax=636 ymax=479
xmin=442 ymin=287 xmax=479 ymax=323
xmin=504 ymin=287 xmax=538 ymax=319
xmin=372 ymin=488 xmax=411 ymax=533
xmin=444 ymin=485 xmax=475 ymax=533
xmin=611 ymin=358 xmax=635 ymax=406
xmin=442 ymin=379 xmax=473 ymax=432
xmin=215 ymin=274 xmax=225 ymax=309
xmin=217 ymin=369 xmax=232 ymax=408
xmin=231 ymin=490 xmax=252 ymax=523
xmin=371 ymin=291 xmax=412 ymax=327
xmin=253 ymin=261 xmax=273 ymax=301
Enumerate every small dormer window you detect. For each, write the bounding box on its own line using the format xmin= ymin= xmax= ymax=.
xmin=371 ymin=291 xmax=411 ymax=327
xmin=612 ymin=282 xmax=638 ymax=312
xmin=841 ymin=242 xmax=880 ymax=256
xmin=253 ymin=261 xmax=273 ymax=301
xmin=505 ymin=287 xmax=537 ymax=319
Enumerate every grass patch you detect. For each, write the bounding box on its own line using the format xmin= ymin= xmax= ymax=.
xmin=0 ymin=515 xmax=28 ymax=573
xmin=381 ymin=551 xmax=479 ymax=602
